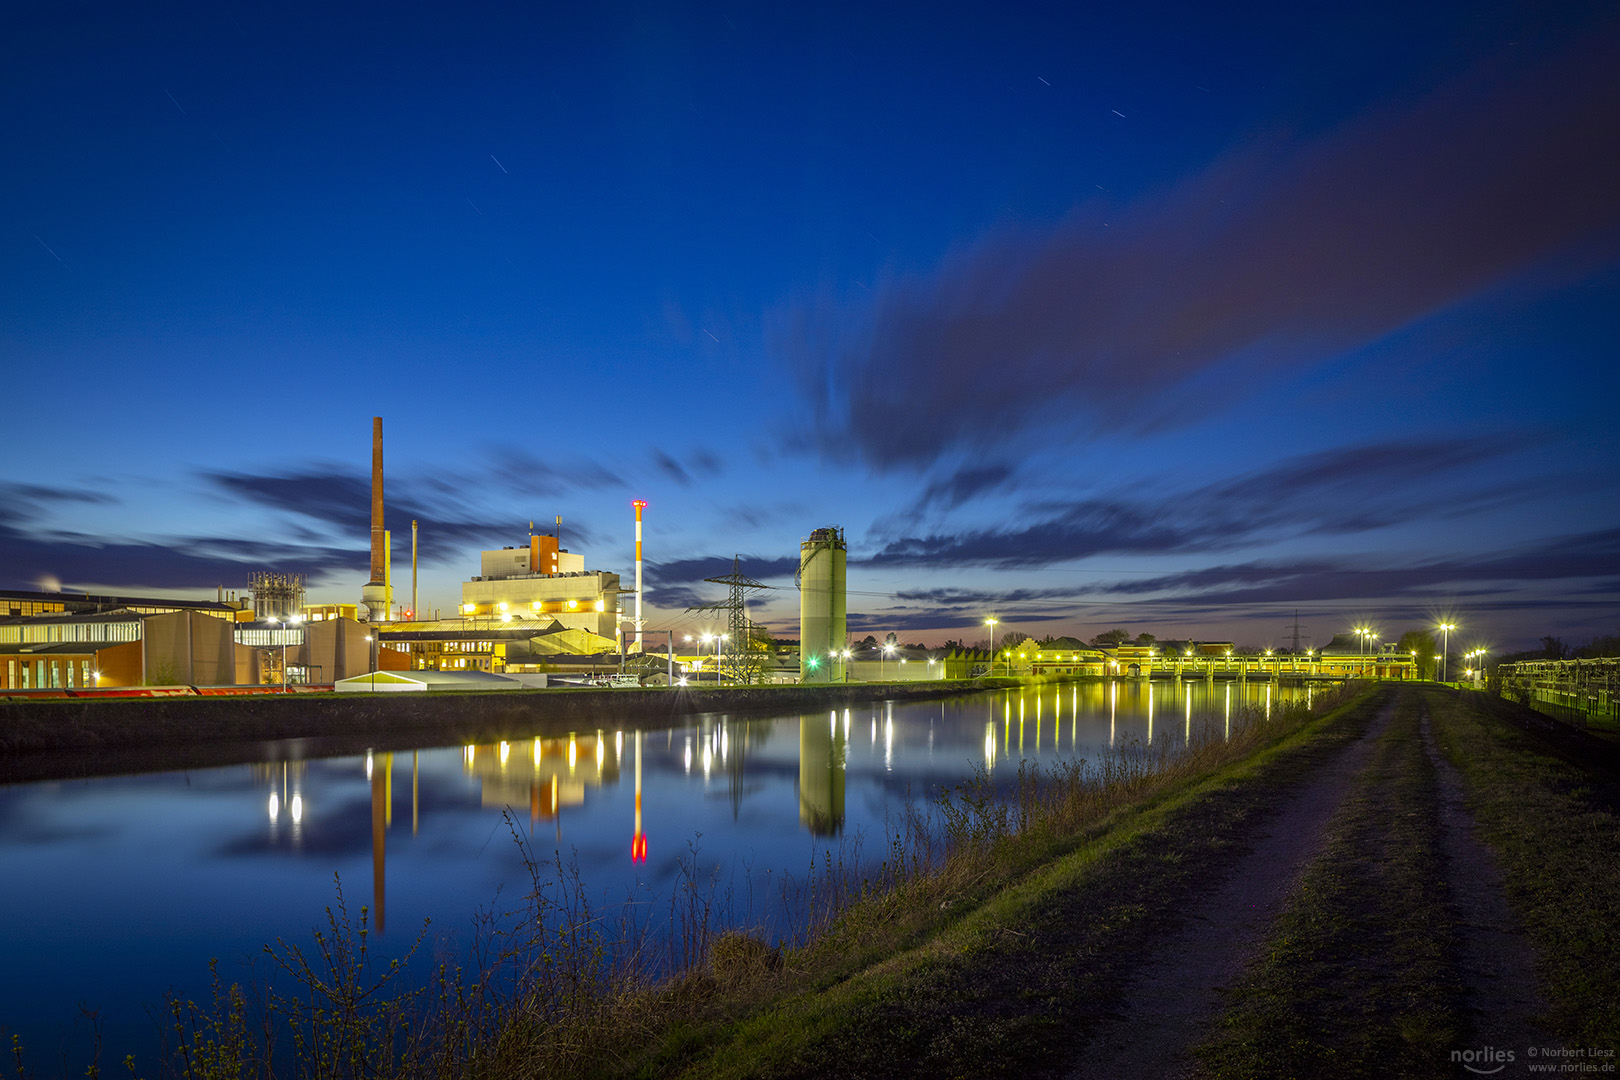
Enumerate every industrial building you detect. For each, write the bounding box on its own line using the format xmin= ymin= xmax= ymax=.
xmin=0 ymin=609 xmax=261 ymax=689
xmin=0 ymin=587 xmax=252 ymax=622
xmin=798 ymin=526 xmax=847 ymax=683
xmin=460 ymin=543 xmax=620 ymax=639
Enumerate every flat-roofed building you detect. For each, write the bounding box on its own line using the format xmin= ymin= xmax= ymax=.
xmin=458 ymin=535 xmax=621 ymax=639
xmin=0 ymin=609 xmax=260 ymax=689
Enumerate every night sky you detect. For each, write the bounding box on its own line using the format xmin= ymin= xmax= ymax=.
xmin=5 ymin=1 xmax=1618 ymax=652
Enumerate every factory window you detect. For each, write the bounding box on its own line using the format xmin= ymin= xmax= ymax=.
xmin=50 ymin=662 xmax=61 ymax=688
xmin=65 ymin=663 xmax=74 ymax=688
xmin=5 ymin=660 xmax=13 ymax=688
xmin=82 ymin=661 xmax=91 ymax=686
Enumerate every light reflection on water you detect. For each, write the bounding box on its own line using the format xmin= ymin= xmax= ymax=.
xmin=0 ymin=679 xmax=1313 ymax=1059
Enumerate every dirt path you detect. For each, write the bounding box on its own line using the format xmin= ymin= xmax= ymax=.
xmin=1065 ymin=695 xmax=1398 ymax=1080
xmin=1420 ymin=708 xmax=1554 ymax=1069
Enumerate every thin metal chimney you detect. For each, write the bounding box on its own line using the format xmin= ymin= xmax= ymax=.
xmin=370 ymin=418 xmax=385 ymax=585
xmin=632 ymin=500 xmax=647 ymax=649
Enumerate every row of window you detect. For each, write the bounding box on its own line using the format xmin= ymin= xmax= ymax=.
xmin=3 ymin=658 xmax=93 ymax=689
xmin=0 ymin=622 xmax=141 ymax=644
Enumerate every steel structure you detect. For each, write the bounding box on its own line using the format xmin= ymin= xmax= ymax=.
xmin=249 ymin=571 xmax=306 ymax=620
xmin=1499 ymin=657 xmax=1620 ymax=725
xmin=686 ymin=555 xmax=772 ymax=685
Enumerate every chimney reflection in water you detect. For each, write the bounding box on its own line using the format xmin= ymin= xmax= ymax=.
xmin=370 ymin=751 xmax=391 ymax=933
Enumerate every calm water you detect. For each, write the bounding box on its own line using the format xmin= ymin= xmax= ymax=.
xmin=0 ymin=679 xmax=1315 ymax=1060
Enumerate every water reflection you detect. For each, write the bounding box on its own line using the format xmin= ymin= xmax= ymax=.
xmin=0 ymin=679 xmax=1319 ymax=1060
xmin=799 ymin=710 xmax=847 ymax=835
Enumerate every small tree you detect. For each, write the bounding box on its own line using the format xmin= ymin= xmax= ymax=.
xmin=1091 ymin=628 xmax=1130 ymax=647
xmin=1397 ymin=630 xmax=1437 ymax=679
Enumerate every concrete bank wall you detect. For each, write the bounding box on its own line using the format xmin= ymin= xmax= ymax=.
xmin=0 ymin=680 xmax=1022 ymax=781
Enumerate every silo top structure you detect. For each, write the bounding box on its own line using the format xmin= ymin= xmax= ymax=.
xmin=798 ymin=526 xmax=847 ymax=683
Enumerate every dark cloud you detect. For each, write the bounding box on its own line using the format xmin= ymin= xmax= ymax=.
xmin=909 ymin=464 xmax=1016 ymax=516
xmin=0 ymin=483 xmax=113 ymax=506
xmin=1088 ymin=527 xmax=1620 ymax=607
xmin=781 ymin=27 xmax=1620 ymax=468
xmin=204 ymin=467 xmax=555 ymax=564
xmin=493 ymin=447 xmax=624 ymax=496
xmin=865 ymin=436 xmax=1527 ymax=568
xmin=644 ymin=555 xmax=800 ymax=589
xmin=654 ymin=451 xmax=691 ymax=485
xmin=0 ymin=525 xmax=360 ymax=592
xmin=0 ymin=481 xmax=362 ymax=590
xmin=846 ymin=608 xmax=1069 ymax=634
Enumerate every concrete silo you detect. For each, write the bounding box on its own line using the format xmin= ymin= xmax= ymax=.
xmin=798 ymin=526 xmax=847 ymax=683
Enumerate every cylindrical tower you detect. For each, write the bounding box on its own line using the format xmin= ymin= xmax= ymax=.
xmin=632 ymin=500 xmax=647 ymax=650
xmin=361 ymin=417 xmax=389 ymax=621
xmin=798 ymin=526 xmax=847 ymax=683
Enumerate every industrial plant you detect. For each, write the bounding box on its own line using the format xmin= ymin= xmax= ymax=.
xmin=0 ymin=415 xmax=1424 ymax=693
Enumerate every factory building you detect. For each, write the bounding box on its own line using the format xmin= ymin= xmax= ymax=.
xmin=459 ymin=537 xmax=621 ymax=640
xmin=0 ymin=609 xmax=261 ymax=689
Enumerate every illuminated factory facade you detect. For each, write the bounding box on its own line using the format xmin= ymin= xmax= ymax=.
xmin=459 ymin=536 xmax=622 ymax=639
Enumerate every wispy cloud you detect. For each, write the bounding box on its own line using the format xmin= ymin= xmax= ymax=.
xmin=779 ymin=28 xmax=1620 ymax=469
xmin=865 ymin=436 xmax=1526 ymax=568
xmin=204 ymin=467 xmax=529 ymax=563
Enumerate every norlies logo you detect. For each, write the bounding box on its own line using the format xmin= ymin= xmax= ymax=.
xmin=1453 ymin=1047 xmax=1517 ymax=1074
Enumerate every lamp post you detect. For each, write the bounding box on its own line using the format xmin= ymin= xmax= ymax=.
xmin=983 ymin=617 xmax=999 ymax=676
xmin=882 ymin=641 xmax=895 ymax=682
xmin=1438 ymin=623 xmax=1456 ymax=683
xmin=268 ymin=614 xmax=303 ymax=692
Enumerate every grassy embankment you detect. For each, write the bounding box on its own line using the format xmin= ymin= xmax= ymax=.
xmin=1426 ymin=689 xmax=1620 ymax=1046
xmin=10 ymin=682 xmax=1377 ymax=1080
xmin=617 ymin=683 xmax=1381 ymax=1080
xmin=1197 ymin=686 xmax=1620 ymax=1078
xmin=1196 ymin=686 xmax=1465 ymax=1079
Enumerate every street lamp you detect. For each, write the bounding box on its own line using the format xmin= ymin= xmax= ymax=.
xmin=1438 ymin=623 xmax=1457 ymax=682
xmin=984 ymin=617 xmax=999 ymax=676
xmin=882 ymin=641 xmax=895 ymax=681
xmin=267 ymin=614 xmax=303 ymax=693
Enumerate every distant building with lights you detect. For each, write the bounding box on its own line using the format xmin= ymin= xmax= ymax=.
xmin=370 ymin=533 xmax=624 ymax=673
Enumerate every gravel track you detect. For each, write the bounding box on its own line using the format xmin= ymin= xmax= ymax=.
xmin=1065 ymin=695 xmax=1397 ymax=1079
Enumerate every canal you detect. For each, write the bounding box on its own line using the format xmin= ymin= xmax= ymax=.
xmin=0 ymin=679 xmax=1314 ymax=1063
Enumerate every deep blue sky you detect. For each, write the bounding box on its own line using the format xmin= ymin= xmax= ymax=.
xmin=4 ymin=0 xmax=1618 ymax=652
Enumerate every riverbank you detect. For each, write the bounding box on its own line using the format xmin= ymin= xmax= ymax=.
xmin=656 ymin=685 xmax=1619 ymax=1080
xmin=0 ymin=678 xmax=1022 ymax=783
